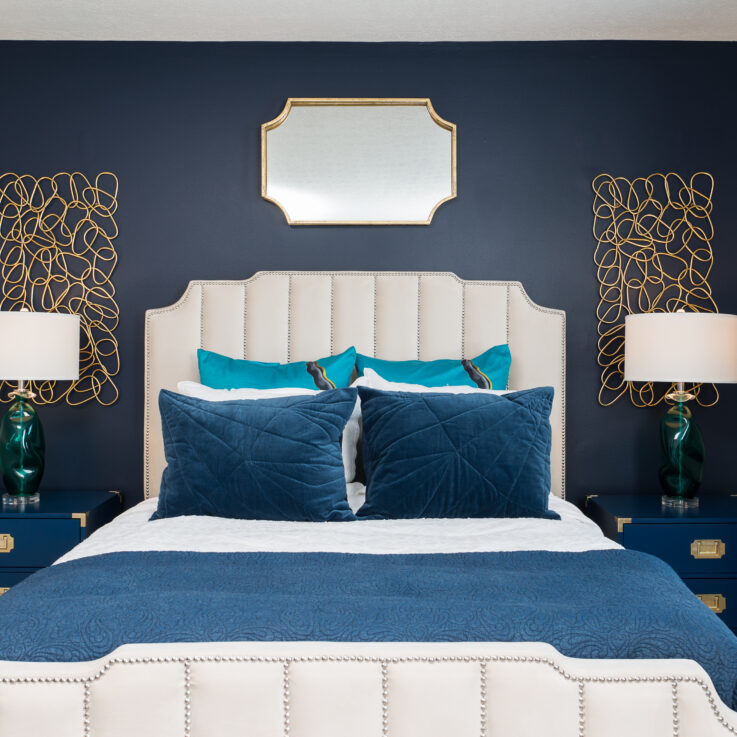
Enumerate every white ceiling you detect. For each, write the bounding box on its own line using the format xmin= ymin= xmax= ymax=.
xmin=2 ymin=0 xmax=737 ymax=41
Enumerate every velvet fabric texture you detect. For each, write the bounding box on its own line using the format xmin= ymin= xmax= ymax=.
xmin=151 ymin=389 xmax=357 ymax=522
xmin=357 ymin=386 xmax=558 ymax=520
xmin=198 ymin=346 xmax=356 ymax=390
xmin=356 ymin=344 xmax=511 ymax=390
xmin=2 ymin=549 xmax=736 ymax=714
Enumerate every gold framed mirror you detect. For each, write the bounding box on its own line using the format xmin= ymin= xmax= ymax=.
xmin=261 ymin=98 xmax=457 ymax=225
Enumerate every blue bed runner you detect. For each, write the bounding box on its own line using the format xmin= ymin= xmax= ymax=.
xmin=0 ymin=549 xmax=735 ymax=708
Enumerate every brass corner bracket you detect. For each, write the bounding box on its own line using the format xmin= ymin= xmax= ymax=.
xmin=72 ymin=512 xmax=88 ymax=528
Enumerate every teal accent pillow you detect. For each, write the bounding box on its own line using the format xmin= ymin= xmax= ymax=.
xmin=356 ymin=345 xmax=511 ymax=390
xmin=198 ymin=346 xmax=356 ymax=390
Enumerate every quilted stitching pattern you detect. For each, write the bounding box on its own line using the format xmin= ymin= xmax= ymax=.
xmin=1 ymin=548 xmax=736 ymax=714
xmin=152 ymin=389 xmax=357 ymax=521
xmin=357 ymin=387 xmax=558 ymax=520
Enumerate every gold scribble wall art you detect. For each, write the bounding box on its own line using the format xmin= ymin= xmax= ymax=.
xmin=593 ymin=171 xmax=717 ymax=408
xmin=0 ymin=172 xmax=119 ymax=405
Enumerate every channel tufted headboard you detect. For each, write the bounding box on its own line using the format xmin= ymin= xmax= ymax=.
xmin=144 ymin=271 xmax=566 ymax=499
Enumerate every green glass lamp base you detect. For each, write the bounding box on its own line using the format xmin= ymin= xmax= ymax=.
xmin=658 ymin=397 xmax=704 ymax=507
xmin=0 ymin=393 xmax=45 ymax=502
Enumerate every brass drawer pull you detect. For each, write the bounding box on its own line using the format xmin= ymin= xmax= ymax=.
xmin=0 ymin=587 xmax=8 ymax=596
xmin=697 ymin=593 xmax=726 ymax=614
xmin=0 ymin=534 xmax=14 ymax=553
xmin=690 ymin=539 xmax=725 ymax=559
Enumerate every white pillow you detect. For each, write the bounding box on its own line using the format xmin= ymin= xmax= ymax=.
xmin=354 ymin=368 xmax=509 ymax=394
xmin=177 ymin=381 xmax=360 ymax=483
xmin=177 ymin=382 xmax=318 ymax=401
xmin=345 ymin=481 xmax=366 ymax=514
xmin=342 ymin=398 xmax=361 ymax=482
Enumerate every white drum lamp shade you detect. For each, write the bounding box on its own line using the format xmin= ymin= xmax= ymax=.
xmin=624 ymin=312 xmax=737 ymax=384
xmin=0 ymin=312 xmax=80 ymax=381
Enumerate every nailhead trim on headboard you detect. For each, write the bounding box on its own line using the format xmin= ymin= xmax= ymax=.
xmin=144 ymin=271 xmax=567 ymax=500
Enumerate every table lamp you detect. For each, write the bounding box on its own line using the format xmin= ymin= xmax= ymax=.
xmin=624 ymin=311 xmax=737 ymax=508
xmin=0 ymin=310 xmax=80 ymax=505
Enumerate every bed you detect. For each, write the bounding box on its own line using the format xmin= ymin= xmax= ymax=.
xmin=0 ymin=271 xmax=735 ymax=737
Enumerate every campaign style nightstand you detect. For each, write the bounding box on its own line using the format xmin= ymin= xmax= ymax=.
xmin=586 ymin=494 xmax=737 ymax=633
xmin=0 ymin=490 xmax=121 ymax=596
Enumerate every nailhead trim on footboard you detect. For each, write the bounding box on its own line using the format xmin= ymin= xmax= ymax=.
xmin=2 ymin=653 xmax=736 ymax=736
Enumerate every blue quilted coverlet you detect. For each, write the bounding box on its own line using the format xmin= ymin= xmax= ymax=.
xmin=0 ymin=549 xmax=735 ymax=708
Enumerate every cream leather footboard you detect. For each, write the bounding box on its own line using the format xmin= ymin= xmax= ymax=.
xmin=0 ymin=642 xmax=735 ymax=737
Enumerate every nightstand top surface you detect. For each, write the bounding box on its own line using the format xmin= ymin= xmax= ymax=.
xmin=0 ymin=490 xmax=118 ymax=518
xmin=588 ymin=493 xmax=737 ymax=523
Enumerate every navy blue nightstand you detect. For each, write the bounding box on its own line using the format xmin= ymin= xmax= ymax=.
xmin=586 ymin=494 xmax=737 ymax=632
xmin=0 ymin=490 xmax=121 ymax=596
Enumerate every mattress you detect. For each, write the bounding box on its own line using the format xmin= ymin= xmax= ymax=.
xmin=57 ymin=487 xmax=620 ymax=562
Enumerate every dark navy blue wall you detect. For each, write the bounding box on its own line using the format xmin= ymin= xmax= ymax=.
xmin=1 ymin=41 xmax=736 ymax=506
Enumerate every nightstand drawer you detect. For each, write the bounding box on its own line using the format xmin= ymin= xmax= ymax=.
xmin=0 ymin=519 xmax=82 ymax=567
xmin=622 ymin=523 xmax=737 ymax=575
xmin=682 ymin=577 xmax=737 ymax=631
xmin=0 ymin=568 xmax=37 ymax=595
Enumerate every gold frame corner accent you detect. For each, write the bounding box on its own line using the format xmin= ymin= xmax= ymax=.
xmin=0 ymin=587 xmax=9 ymax=596
xmin=72 ymin=512 xmax=88 ymax=528
xmin=261 ymin=98 xmax=457 ymax=226
xmin=616 ymin=517 xmax=632 ymax=534
xmin=585 ymin=494 xmax=599 ymax=508
xmin=0 ymin=533 xmax=14 ymax=553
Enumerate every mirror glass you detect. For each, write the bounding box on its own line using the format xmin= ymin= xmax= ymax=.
xmin=262 ymin=99 xmax=456 ymax=225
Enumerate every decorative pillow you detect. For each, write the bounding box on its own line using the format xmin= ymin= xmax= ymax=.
xmin=355 ymin=368 xmax=508 ymax=394
xmin=356 ymin=345 xmax=511 ymax=390
xmin=151 ymin=388 xmax=358 ymax=522
xmin=178 ymin=380 xmax=361 ymax=484
xmin=356 ymin=386 xmax=559 ymax=520
xmin=198 ymin=346 xmax=356 ymax=390
xmin=177 ymin=381 xmax=318 ymax=401
xmin=349 ymin=369 xmax=508 ymax=484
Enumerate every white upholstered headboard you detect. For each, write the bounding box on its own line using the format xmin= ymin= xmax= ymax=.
xmin=144 ymin=271 xmax=566 ymax=499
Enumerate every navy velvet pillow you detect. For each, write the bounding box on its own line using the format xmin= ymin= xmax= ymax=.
xmin=356 ymin=386 xmax=559 ymax=520
xmin=151 ymin=388 xmax=358 ymax=522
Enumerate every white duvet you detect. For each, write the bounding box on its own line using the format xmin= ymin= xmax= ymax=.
xmin=57 ymin=485 xmax=619 ymax=564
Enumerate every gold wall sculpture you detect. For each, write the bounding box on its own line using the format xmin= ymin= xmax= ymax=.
xmin=0 ymin=172 xmax=119 ymax=405
xmin=593 ymin=171 xmax=717 ymax=408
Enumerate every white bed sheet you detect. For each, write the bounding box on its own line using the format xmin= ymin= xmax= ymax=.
xmin=57 ymin=485 xmax=619 ymax=564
